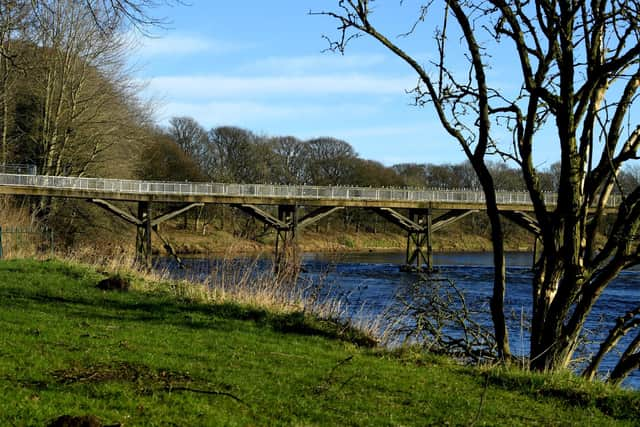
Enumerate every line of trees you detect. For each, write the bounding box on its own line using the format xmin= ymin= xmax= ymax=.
xmin=143 ymin=117 xmax=640 ymax=245
xmin=154 ymin=116 xmax=607 ymax=193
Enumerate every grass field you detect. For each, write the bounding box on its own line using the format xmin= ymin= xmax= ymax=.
xmin=0 ymin=258 xmax=638 ymax=426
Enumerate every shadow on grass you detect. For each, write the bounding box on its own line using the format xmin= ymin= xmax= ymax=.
xmin=481 ymin=370 xmax=640 ymax=421
xmin=0 ymin=277 xmax=376 ymax=348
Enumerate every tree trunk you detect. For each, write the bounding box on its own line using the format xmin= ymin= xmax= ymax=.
xmin=476 ymin=167 xmax=511 ymax=360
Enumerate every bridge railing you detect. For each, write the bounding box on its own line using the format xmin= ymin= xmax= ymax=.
xmin=0 ymin=164 xmax=37 ymax=175
xmin=0 ymin=172 xmax=622 ymax=208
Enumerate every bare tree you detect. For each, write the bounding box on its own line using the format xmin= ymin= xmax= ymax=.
xmin=18 ymin=1 xmax=147 ymax=177
xmin=307 ymin=137 xmax=358 ymax=185
xmin=268 ymin=136 xmax=311 ymax=184
xmin=206 ymin=126 xmax=270 ymax=183
xmin=317 ymin=0 xmax=640 ymax=382
xmin=168 ymin=116 xmax=208 ymax=162
xmin=388 ymin=278 xmax=497 ymax=364
xmin=0 ymin=1 xmax=30 ymax=165
xmin=316 ymin=1 xmax=511 ymax=361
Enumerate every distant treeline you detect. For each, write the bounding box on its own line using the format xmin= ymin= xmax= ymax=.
xmin=149 ymin=116 xmax=640 ymax=192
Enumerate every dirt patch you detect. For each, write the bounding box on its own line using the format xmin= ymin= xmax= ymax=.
xmin=96 ymin=276 xmax=130 ymax=292
xmin=51 ymin=361 xmax=191 ymax=388
xmin=46 ymin=414 xmax=106 ymax=427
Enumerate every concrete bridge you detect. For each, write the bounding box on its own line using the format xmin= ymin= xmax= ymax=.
xmin=0 ymin=171 xmax=620 ymax=271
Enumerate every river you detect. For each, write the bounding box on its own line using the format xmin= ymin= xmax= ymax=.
xmin=157 ymin=251 xmax=640 ymax=389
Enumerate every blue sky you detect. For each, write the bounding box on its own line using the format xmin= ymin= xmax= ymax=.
xmin=128 ymin=1 xmax=553 ymax=167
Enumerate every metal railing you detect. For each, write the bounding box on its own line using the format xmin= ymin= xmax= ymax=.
xmin=0 ymin=225 xmax=54 ymax=259
xmin=0 ymin=172 xmax=622 ymax=207
xmin=0 ymin=164 xmax=37 ymax=175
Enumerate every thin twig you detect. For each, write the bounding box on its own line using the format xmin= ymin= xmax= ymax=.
xmin=470 ymin=373 xmax=490 ymax=426
xmin=167 ymin=386 xmax=249 ymax=407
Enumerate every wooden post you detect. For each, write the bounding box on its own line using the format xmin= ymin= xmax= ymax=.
xmin=403 ymin=209 xmax=433 ymax=272
xmin=275 ymin=205 xmax=297 ymax=274
xmin=426 ymin=208 xmax=433 ymax=271
xmin=145 ymin=202 xmax=152 ymax=267
xmin=135 ymin=201 xmax=152 ymax=269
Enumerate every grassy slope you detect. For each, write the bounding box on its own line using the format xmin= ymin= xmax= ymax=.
xmin=0 ymin=259 xmax=638 ymax=426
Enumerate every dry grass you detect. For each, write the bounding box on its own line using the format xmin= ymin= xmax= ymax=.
xmin=0 ymin=197 xmax=375 ymax=342
xmin=0 ymin=196 xmax=48 ymax=259
xmin=56 ymin=243 xmax=361 ymax=339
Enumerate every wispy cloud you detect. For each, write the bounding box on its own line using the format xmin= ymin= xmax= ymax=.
xmin=146 ymin=73 xmax=416 ymax=99
xmin=132 ymin=34 xmax=247 ymax=58
xmin=332 ymin=124 xmax=440 ymax=139
xmin=246 ymin=53 xmax=388 ymax=74
xmin=154 ymin=100 xmax=380 ymax=126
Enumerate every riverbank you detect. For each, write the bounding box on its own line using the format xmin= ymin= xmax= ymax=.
xmin=160 ymin=225 xmax=533 ymax=256
xmin=1 ymin=258 xmax=637 ymax=426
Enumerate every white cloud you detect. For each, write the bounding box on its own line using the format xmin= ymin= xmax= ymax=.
xmin=246 ymin=53 xmax=388 ymax=74
xmin=332 ymin=124 xmax=439 ymax=139
xmin=145 ymin=73 xmax=415 ymax=99
xmin=153 ymin=100 xmax=379 ymax=126
xmin=132 ymin=34 xmax=246 ymax=57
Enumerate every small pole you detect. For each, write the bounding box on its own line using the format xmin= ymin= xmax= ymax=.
xmin=49 ymin=228 xmax=54 ymax=258
xmin=145 ymin=202 xmax=152 ymax=269
xmin=0 ymin=225 xmax=3 ymax=259
xmin=426 ymin=209 xmax=433 ymax=271
xmin=405 ymin=232 xmax=411 ymax=268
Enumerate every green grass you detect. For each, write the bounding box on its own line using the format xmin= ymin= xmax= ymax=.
xmin=0 ymin=259 xmax=638 ymax=426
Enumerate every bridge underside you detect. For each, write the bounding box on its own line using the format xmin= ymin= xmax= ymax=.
xmin=371 ymin=208 xmax=477 ymax=271
xmin=91 ymin=199 xmax=204 ymax=268
xmin=1 ymin=173 xmax=619 ymax=273
xmin=2 ymin=184 xmax=546 ymax=272
xmin=87 ymin=199 xmax=546 ymax=272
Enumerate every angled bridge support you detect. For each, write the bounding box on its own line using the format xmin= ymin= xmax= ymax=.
xmin=372 ymin=208 xmax=476 ymax=272
xmin=235 ymin=204 xmax=344 ymax=274
xmin=234 ymin=204 xmax=298 ymax=274
xmin=91 ymin=199 xmax=203 ymax=269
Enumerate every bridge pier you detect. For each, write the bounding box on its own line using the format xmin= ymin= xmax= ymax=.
xmin=91 ymin=199 xmax=203 ymax=269
xmin=404 ymin=209 xmax=433 ymax=272
xmin=235 ymin=204 xmax=345 ymax=274
xmin=274 ymin=205 xmax=297 ymax=273
xmin=233 ymin=204 xmax=296 ymax=273
xmin=135 ymin=201 xmax=152 ymax=268
xmin=373 ymin=207 xmax=476 ymax=272
xmin=373 ymin=207 xmax=433 ymax=271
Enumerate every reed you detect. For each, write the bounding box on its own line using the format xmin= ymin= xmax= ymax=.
xmin=0 ymin=197 xmax=46 ymax=259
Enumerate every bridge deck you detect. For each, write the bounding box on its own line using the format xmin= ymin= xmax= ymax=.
xmin=0 ymin=173 xmax=619 ymax=211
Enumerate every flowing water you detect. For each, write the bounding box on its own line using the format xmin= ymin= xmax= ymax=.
xmin=157 ymin=251 xmax=640 ymax=389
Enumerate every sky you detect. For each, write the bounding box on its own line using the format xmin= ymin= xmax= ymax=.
xmin=128 ymin=1 xmax=553 ymax=168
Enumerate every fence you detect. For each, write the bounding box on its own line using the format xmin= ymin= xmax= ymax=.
xmin=0 ymin=171 xmax=623 ymax=208
xmin=0 ymin=226 xmax=54 ymax=259
xmin=0 ymin=164 xmax=37 ymax=175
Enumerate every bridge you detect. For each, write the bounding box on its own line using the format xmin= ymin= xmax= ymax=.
xmin=0 ymin=171 xmax=620 ymax=271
